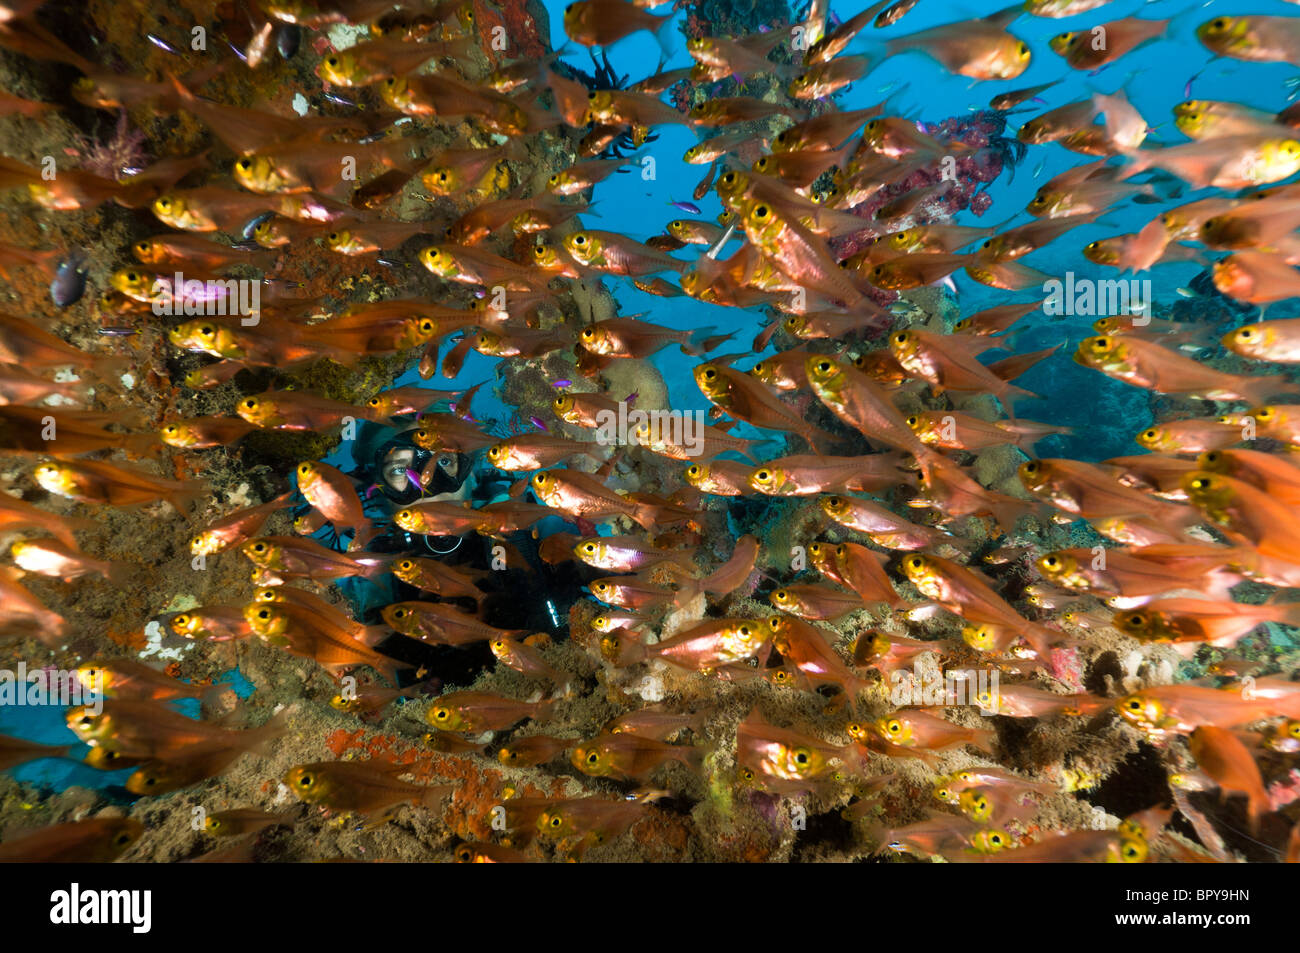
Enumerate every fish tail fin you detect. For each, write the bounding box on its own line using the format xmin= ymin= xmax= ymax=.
xmin=684 ymin=326 xmax=735 ymax=356
xmin=358 ymin=554 xmax=396 ymax=580
xmin=346 ymin=519 xmax=379 ymax=552
xmin=355 ymin=624 xmax=391 ymax=649
xmin=103 ymin=559 xmax=138 ymax=590
xmin=167 ymin=478 xmax=209 ymax=516
xmin=650 ymin=12 xmax=678 ymax=63
xmin=121 ymin=431 xmax=164 ymax=459
xmin=371 ymin=653 xmax=411 ymax=686
xmin=968 ymin=726 xmax=998 ymax=756
xmin=243 ymin=707 xmax=293 ymax=756
xmin=1242 ymin=374 xmax=1300 ymax=406
xmin=420 ymin=783 xmax=454 ymax=811
xmin=674 ymin=744 xmax=706 ymax=772
xmin=630 ymin=501 xmax=661 ymax=531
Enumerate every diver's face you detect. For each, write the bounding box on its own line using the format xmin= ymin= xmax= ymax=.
xmin=381 ymin=448 xmax=417 ymax=491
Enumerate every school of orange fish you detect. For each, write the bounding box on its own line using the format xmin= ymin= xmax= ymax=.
xmin=1 ymin=0 xmax=1300 ymax=862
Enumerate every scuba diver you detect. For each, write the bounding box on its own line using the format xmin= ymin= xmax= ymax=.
xmin=304 ymin=414 xmax=589 ymax=686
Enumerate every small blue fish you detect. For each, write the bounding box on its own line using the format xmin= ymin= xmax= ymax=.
xmin=552 ymin=379 xmax=572 ymax=388
xmin=668 ymin=199 xmax=701 ymax=215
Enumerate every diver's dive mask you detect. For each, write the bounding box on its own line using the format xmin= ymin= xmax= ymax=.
xmin=373 ymin=431 xmax=468 ymax=507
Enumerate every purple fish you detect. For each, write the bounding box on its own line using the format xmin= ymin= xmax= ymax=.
xmin=668 ymin=199 xmax=701 ymax=215
xmin=552 ymin=379 xmax=572 ymax=388
xmin=405 ymin=469 xmax=426 ymax=493
xmin=530 ymin=416 xmax=548 ymax=432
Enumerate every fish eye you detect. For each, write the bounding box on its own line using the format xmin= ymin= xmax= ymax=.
xmin=251 ymin=543 xmax=266 ymax=553
xmin=1017 ymin=41 xmax=1029 ymax=57
xmin=906 ymin=556 xmax=924 ymax=569
xmin=887 ymin=720 xmax=901 ymax=733
xmin=237 ymin=158 xmax=252 ymax=170
xmin=548 ymin=815 xmax=563 ymax=828
xmin=433 ymin=708 xmax=449 ymax=720
xmin=1125 ymin=698 xmax=1143 ymax=711
xmin=297 ymin=463 xmax=311 ymax=475
xmin=243 ymin=398 xmax=257 ymax=409
xmin=738 ymin=625 xmax=751 ymax=636
xmin=325 ymin=56 xmax=338 ymax=66
xmin=756 ymin=470 xmax=770 ymax=481
xmin=586 ymin=752 xmax=599 ymax=764
xmin=297 ymin=772 xmax=314 ymax=788
xmin=574 ymin=234 xmax=587 ymax=245
xmin=1141 ymin=429 xmax=1157 ymax=440
xmin=686 ymin=465 xmax=700 ymax=477
xmin=1210 ymin=17 xmax=1226 ymax=29
xmin=703 ymin=368 xmax=716 ymax=379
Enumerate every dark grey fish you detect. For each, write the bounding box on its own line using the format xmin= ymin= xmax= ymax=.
xmin=50 ymin=248 xmax=88 ymax=309
xmin=275 ymin=23 xmax=300 ymax=59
